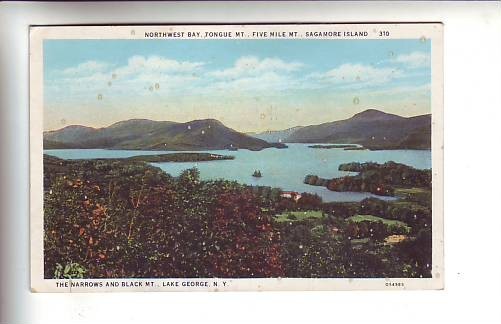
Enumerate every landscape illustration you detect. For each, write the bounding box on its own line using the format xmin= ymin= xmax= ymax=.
xmin=42 ymin=38 xmax=433 ymax=280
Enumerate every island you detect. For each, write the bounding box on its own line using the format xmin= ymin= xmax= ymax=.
xmin=125 ymin=153 xmax=234 ymax=163
xmin=308 ymin=144 xmax=361 ymax=149
xmin=343 ymin=146 xmax=367 ymax=151
xmin=304 ymin=161 xmax=431 ymax=197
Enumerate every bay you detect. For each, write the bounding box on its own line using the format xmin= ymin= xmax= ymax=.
xmin=44 ymin=143 xmax=431 ymax=202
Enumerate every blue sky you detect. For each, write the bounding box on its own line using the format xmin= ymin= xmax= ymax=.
xmin=44 ymin=39 xmax=431 ymax=132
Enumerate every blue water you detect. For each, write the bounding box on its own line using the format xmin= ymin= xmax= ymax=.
xmin=44 ymin=144 xmax=431 ymax=202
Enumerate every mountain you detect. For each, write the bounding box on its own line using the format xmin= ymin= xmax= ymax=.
xmin=44 ymin=109 xmax=431 ymax=151
xmin=44 ymin=119 xmax=284 ymax=151
xmin=283 ymin=109 xmax=431 ymax=150
xmin=44 ymin=125 xmax=96 ymax=143
xmin=397 ymin=125 xmax=431 ymax=150
xmin=249 ymin=126 xmax=304 ymax=143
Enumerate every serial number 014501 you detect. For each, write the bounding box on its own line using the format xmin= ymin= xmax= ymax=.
xmin=385 ymin=282 xmax=405 ymax=287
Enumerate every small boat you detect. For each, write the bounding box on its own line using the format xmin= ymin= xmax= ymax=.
xmin=252 ymin=170 xmax=262 ymax=178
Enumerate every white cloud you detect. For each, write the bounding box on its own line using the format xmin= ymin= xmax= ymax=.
xmin=361 ymin=83 xmax=431 ymax=99
xmin=310 ymin=63 xmax=402 ymax=86
xmin=47 ymin=55 xmax=207 ymax=99
xmin=210 ymin=56 xmax=304 ymax=79
xmin=208 ymin=72 xmax=298 ymax=93
xmin=113 ymin=55 xmax=204 ymax=77
xmin=391 ymin=52 xmax=430 ymax=68
xmin=61 ymin=61 xmax=109 ymax=76
xmin=47 ymin=54 xmax=429 ymax=102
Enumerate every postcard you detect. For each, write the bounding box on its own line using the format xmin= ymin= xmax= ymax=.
xmin=30 ymin=23 xmax=443 ymax=292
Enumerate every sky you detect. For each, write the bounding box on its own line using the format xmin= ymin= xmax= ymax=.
xmin=44 ymin=39 xmax=431 ymax=132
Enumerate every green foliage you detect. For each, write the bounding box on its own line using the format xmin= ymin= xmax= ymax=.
xmin=44 ymin=159 xmax=283 ymax=278
xmin=394 ymin=187 xmax=432 ymax=207
xmin=347 ymin=214 xmax=410 ymax=233
xmin=394 ymin=228 xmax=432 ymax=278
xmin=297 ymin=193 xmax=323 ymax=209
xmin=179 ymin=167 xmax=200 ymax=184
xmin=54 ymin=262 xmax=87 ymax=279
xmin=359 ymin=198 xmax=431 ymax=234
xmin=305 ymin=161 xmax=431 ymax=197
xmin=44 ymin=156 xmax=433 ymax=279
xmin=311 ymin=225 xmax=327 ymax=237
xmin=338 ymin=161 xmax=432 ymax=189
xmin=126 ymin=153 xmax=234 ymax=163
xmin=303 ymin=175 xmax=329 ymax=187
xmin=274 ymin=210 xmax=324 ymax=223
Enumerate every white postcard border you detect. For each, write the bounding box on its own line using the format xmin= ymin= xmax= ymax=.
xmin=30 ymin=23 xmax=444 ymax=292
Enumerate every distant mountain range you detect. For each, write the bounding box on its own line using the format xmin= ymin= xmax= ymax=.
xmin=44 ymin=109 xmax=431 ymax=151
xmin=250 ymin=109 xmax=431 ymax=150
xmin=44 ymin=119 xmax=285 ymax=151
xmin=247 ymin=126 xmax=304 ymax=143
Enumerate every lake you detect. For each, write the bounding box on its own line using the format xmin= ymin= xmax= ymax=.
xmin=44 ymin=144 xmax=431 ymax=202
